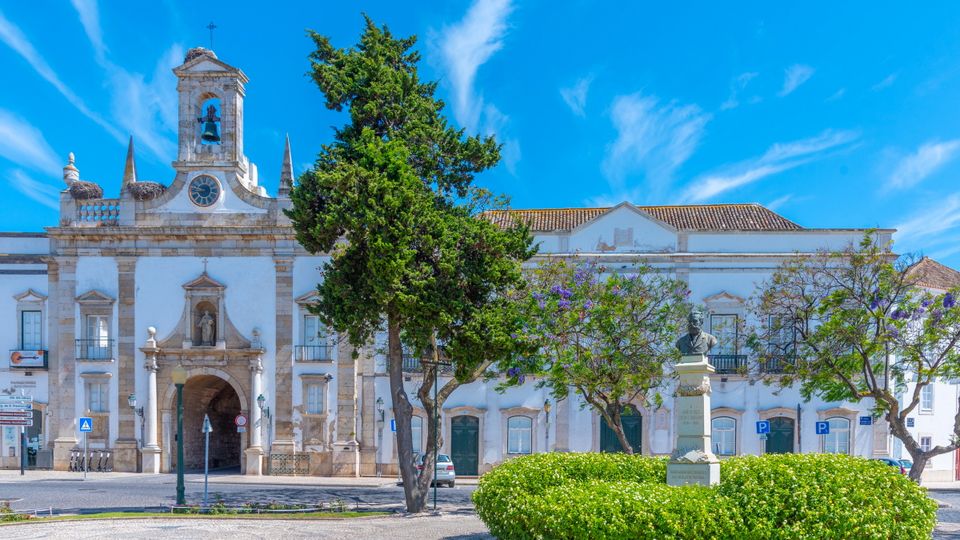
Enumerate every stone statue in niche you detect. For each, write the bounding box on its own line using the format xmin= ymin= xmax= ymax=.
xmin=198 ymin=310 xmax=216 ymax=346
xmin=675 ymin=309 xmax=718 ymax=355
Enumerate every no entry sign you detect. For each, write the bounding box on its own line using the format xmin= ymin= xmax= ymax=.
xmin=234 ymin=414 xmax=247 ymax=427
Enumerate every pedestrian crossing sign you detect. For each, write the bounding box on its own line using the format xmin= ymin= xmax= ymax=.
xmin=79 ymin=417 xmax=93 ymax=432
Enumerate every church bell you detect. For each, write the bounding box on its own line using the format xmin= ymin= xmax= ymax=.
xmin=201 ymin=121 xmax=221 ymax=143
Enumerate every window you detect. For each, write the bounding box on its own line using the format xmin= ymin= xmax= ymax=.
xmin=411 ymin=416 xmax=423 ymax=454
xmin=768 ymin=315 xmax=796 ymax=355
xmin=507 ymin=416 xmax=533 ymax=454
xmin=302 ymin=315 xmax=330 ymax=360
xmin=305 ymin=383 xmax=324 ymax=414
xmin=20 ymin=310 xmax=41 ymax=349
xmin=920 ymin=436 xmax=932 ymax=452
xmin=84 ymin=315 xmax=111 ymax=359
xmin=711 ymin=417 xmax=736 ymax=456
xmin=823 ymin=417 xmax=851 ymax=454
xmin=710 ymin=314 xmax=739 ymax=355
xmin=87 ymin=381 xmax=108 ymax=413
xmin=920 ymin=385 xmax=934 ymax=412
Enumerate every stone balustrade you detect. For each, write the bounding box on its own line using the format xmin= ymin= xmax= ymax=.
xmin=76 ymin=199 xmax=120 ymax=224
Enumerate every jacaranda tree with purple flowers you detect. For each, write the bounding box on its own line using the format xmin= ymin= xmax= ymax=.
xmin=750 ymin=234 xmax=960 ymax=482
xmin=502 ymin=259 xmax=690 ymax=453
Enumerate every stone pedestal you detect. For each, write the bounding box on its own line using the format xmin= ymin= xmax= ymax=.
xmin=331 ymin=440 xmax=360 ymax=477
xmin=141 ymin=446 xmax=161 ymax=473
xmin=667 ymin=354 xmax=720 ymax=486
xmin=112 ymin=440 xmax=139 ymax=472
xmin=245 ymin=446 xmax=264 ymax=475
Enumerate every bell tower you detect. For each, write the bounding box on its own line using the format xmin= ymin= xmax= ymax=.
xmin=172 ymin=47 xmax=255 ymax=188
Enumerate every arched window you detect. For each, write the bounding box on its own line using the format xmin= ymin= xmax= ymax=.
xmin=823 ymin=417 xmax=850 ymax=454
xmin=411 ymin=416 xmax=423 ymax=454
xmin=711 ymin=417 xmax=736 ymax=456
xmin=507 ymin=416 xmax=532 ymax=454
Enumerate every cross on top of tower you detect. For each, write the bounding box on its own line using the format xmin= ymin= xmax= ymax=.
xmin=206 ymin=21 xmax=217 ymax=49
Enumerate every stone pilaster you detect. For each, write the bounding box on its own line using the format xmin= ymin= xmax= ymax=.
xmin=359 ymin=343 xmax=377 ymax=476
xmin=245 ymin=356 xmax=264 ymax=475
xmin=667 ymin=355 xmax=720 ymax=486
xmin=141 ymin=346 xmax=161 ymax=474
xmin=113 ymin=257 xmax=138 ymax=471
xmin=271 ymin=256 xmax=296 ymax=453
xmin=332 ymin=339 xmax=359 ymax=476
xmin=51 ymin=257 xmax=78 ymax=471
xmin=554 ymin=393 xmax=570 ymax=452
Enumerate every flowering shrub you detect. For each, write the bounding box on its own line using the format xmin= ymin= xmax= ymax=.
xmin=473 ymin=452 xmax=937 ymax=540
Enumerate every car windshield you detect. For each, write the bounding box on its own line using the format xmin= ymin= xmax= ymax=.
xmin=438 ymin=454 xmax=451 ymax=463
xmin=899 ymin=460 xmax=913 ymax=468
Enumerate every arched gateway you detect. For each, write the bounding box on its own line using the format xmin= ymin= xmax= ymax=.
xmin=170 ymin=374 xmax=243 ymax=471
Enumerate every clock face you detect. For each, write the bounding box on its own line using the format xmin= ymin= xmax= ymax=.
xmin=189 ymin=175 xmax=221 ymax=207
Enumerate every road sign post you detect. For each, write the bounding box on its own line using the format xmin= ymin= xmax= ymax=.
xmin=203 ymin=414 xmax=213 ymax=508
xmin=79 ymin=417 xmax=93 ymax=481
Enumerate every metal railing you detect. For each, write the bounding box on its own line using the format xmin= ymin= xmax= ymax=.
xmin=709 ymin=354 xmax=747 ymax=375
xmin=760 ymin=355 xmax=797 ymax=374
xmin=295 ymin=344 xmax=333 ymax=362
xmin=75 ymin=339 xmax=114 ymax=360
xmin=402 ymin=355 xmax=454 ymax=374
xmin=267 ymin=453 xmax=310 ymax=476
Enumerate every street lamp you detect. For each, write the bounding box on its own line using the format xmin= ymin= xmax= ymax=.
xmin=543 ymin=400 xmax=552 ymax=453
xmin=171 ymin=364 xmax=188 ymax=506
xmin=127 ymin=393 xmax=144 ymax=449
xmin=257 ymin=393 xmax=272 ymax=458
xmin=375 ymin=397 xmax=384 ymax=477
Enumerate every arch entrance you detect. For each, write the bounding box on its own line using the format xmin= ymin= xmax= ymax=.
xmin=171 ymin=374 xmax=243 ymax=472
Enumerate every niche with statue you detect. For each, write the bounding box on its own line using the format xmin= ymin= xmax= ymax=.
xmin=154 ymin=271 xmax=258 ymax=352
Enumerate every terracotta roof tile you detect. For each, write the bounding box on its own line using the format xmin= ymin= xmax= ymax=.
xmin=483 ymin=203 xmax=803 ymax=232
xmin=905 ymin=257 xmax=960 ymax=291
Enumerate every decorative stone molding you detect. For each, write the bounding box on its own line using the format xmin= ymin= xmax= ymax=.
xmin=677 ymin=380 xmax=711 ymax=396
xmin=297 ymin=373 xmax=333 ymax=449
xmin=155 ymin=271 xmax=254 ymax=351
xmin=499 ymin=406 xmax=540 ymax=457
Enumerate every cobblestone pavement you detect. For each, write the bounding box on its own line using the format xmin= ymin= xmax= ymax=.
xmin=933 ymin=489 xmax=960 ymax=539
xmin=0 ymin=514 xmax=493 ymax=539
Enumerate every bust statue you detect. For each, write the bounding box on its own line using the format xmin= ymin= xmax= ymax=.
xmin=676 ymin=309 xmax=718 ymax=355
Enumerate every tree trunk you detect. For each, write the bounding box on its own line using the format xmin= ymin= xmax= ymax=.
xmin=907 ymin=452 xmax=928 ymax=483
xmin=606 ymin=404 xmax=635 ymax=455
xmin=387 ymin=313 xmax=424 ymax=512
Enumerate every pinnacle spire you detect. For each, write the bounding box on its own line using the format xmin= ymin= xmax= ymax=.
xmin=123 ymin=136 xmax=137 ymax=184
xmin=279 ymin=134 xmax=293 ymax=197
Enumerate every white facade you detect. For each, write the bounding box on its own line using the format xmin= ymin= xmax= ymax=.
xmin=1 ymin=47 xmax=957 ymax=481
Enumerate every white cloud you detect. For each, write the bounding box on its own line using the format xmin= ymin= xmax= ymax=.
xmin=70 ymin=0 xmax=106 ymax=62
xmin=766 ymin=194 xmax=793 ymax=211
xmin=0 ymin=8 xmax=122 ymax=142
xmin=560 ymin=75 xmax=594 ymax=117
xmin=778 ymin=64 xmax=814 ymax=97
xmin=871 ymin=73 xmax=897 ymax=92
xmin=826 ymin=88 xmax=846 ymax=102
xmin=681 ymin=129 xmax=860 ymax=202
xmin=0 ymin=109 xmax=61 ymax=174
xmin=887 ymin=140 xmax=960 ymax=191
xmin=439 ymin=0 xmax=513 ymax=132
xmin=7 ymin=169 xmax=60 ymax=209
xmin=720 ymin=72 xmax=758 ymax=111
xmin=895 ymin=193 xmax=960 ymax=245
xmin=602 ymin=92 xmax=711 ymax=196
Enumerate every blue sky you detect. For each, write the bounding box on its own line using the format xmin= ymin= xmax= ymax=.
xmin=1 ymin=2 xmax=960 ymax=265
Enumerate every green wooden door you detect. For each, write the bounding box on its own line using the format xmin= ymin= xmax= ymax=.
xmin=765 ymin=416 xmax=794 ymax=454
xmin=451 ymin=415 xmax=479 ymax=475
xmin=600 ymin=406 xmax=642 ymax=453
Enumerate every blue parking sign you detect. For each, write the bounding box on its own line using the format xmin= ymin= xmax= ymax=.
xmin=815 ymin=421 xmax=829 ymax=435
xmin=78 ymin=417 xmax=93 ymax=433
xmin=390 ymin=419 xmax=396 ymax=432
xmin=756 ymin=421 xmax=770 ymax=434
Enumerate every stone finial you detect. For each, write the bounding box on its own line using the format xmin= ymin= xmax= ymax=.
xmin=63 ymin=152 xmax=79 ymax=185
xmin=278 ymin=134 xmax=293 ymax=198
xmin=146 ymin=326 xmax=157 ymax=348
xmin=123 ymin=136 xmax=137 ymax=185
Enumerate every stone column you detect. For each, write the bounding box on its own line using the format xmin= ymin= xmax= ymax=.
xmin=271 ymin=256 xmax=296 ymax=454
xmin=141 ymin=334 xmax=161 ymax=473
xmin=245 ymin=356 xmax=264 ymax=475
xmin=113 ymin=257 xmax=138 ymax=471
xmin=359 ymin=343 xmax=377 ymax=476
xmin=51 ymin=257 xmax=78 ymax=471
xmin=667 ymin=354 xmax=720 ymax=486
xmin=554 ymin=392 xmax=571 ymax=452
xmin=332 ymin=340 xmax=359 ymax=477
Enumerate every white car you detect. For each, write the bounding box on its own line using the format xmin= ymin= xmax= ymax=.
xmin=414 ymin=453 xmax=457 ymax=487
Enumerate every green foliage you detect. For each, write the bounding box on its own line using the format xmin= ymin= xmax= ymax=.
xmin=473 ymin=452 xmax=937 ymax=540
xmin=501 ymin=259 xmax=689 ymax=452
xmin=718 ymin=454 xmax=937 ymax=540
xmin=0 ymin=501 xmax=28 ymax=522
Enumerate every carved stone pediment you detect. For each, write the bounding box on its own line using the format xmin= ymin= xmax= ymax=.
xmin=183 ymin=273 xmax=226 ymax=291
xmin=155 ymin=271 xmax=253 ymax=351
xmin=76 ymin=289 xmax=116 ymax=305
xmin=14 ymin=289 xmax=47 ymax=303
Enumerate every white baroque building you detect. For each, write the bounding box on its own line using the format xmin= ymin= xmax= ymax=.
xmin=1 ymin=48 xmax=957 ymax=481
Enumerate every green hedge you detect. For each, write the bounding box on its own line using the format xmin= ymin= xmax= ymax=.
xmin=472 ymin=453 xmax=938 ymax=540
xmin=717 ymin=453 xmax=937 ymax=540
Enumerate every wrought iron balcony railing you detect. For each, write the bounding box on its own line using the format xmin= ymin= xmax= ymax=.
xmin=709 ymin=354 xmax=747 ymax=375
xmin=760 ymin=355 xmax=797 ymax=374
xmin=75 ymin=339 xmax=115 ymax=360
xmin=295 ymin=344 xmax=333 ymax=362
xmin=402 ymin=355 xmax=454 ymax=374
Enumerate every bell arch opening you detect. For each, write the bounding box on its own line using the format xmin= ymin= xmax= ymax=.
xmin=197 ymin=97 xmax=222 ymax=145
xmin=172 ymin=374 xmax=242 ymax=472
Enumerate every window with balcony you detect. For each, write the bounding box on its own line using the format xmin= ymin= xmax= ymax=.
xmin=20 ymin=310 xmax=42 ymax=350
xmin=711 ymin=417 xmax=736 ymax=455
xmin=298 ymin=315 xmax=332 ymax=361
xmin=761 ymin=315 xmax=797 ymax=374
xmin=81 ymin=314 xmax=112 ymax=360
xmin=709 ymin=314 xmax=745 ymax=374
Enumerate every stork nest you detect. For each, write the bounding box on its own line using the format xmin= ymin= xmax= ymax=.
xmin=68 ymin=181 xmax=104 ymax=200
xmin=127 ymin=181 xmax=166 ymax=201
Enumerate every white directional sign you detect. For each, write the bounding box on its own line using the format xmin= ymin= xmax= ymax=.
xmin=202 ymin=414 xmax=213 ymax=433
xmin=78 ymin=417 xmax=94 ymax=433
xmin=0 ymin=396 xmax=33 ymax=425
